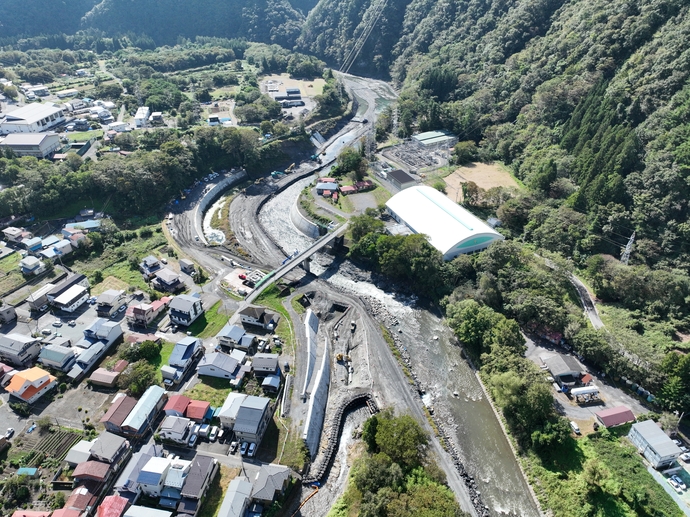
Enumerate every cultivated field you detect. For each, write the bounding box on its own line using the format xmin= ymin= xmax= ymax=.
xmin=444 ymin=162 xmax=520 ymax=195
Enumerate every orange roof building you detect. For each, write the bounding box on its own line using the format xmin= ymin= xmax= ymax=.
xmin=185 ymin=400 xmax=211 ymax=422
xmin=6 ymin=366 xmax=57 ymax=404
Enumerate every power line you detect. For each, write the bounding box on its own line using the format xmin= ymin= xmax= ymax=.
xmin=340 ymin=0 xmax=388 ymax=74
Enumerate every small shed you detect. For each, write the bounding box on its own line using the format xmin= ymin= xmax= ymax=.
xmin=595 ymin=406 xmax=636 ymax=428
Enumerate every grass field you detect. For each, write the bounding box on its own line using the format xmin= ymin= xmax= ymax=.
xmin=187 ymin=301 xmax=229 ymax=339
xmin=184 ymin=376 xmax=233 ymax=407
xmin=67 ymin=130 xmax=103 ymax=142
xmin=258 ymin=415 xmax=308 ymax=471
xmin=153 ymin=342 xmax=176 ymax=383
xmin=91 ymin=276 xmax=129 ymax=296
xmin=197 ymin=465 xmax=240 ymax=517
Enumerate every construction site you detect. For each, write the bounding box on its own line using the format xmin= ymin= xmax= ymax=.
xmin=380 ymin=132 xmax=455 ymax=174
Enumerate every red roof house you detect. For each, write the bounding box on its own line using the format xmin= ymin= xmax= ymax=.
xmin=318 ymin=177 xmax=337 ymax=183
xmin=65 ymin=485 xmax=98 ymax=511
xmin=73 ymin=460 xmax=110 ymax=482
xmin=52 ymin=509 xmax=81 ymax=517
xmin=185 ymin=400 xmax=211 ymax=422
xmin=97 ymin=494 xmax=130 ymax=517
xmin=164 ymin=395 xmax=190 ymax=416
xmin=12 ymin=512 xmax=52 ymax=517
xmin=340 ymin=185 xmax=357 ymax=195
xmin=113 ymin=360 xmax=129 ymax=373
xmin=595 ymin=406 xmax=636 ymax=428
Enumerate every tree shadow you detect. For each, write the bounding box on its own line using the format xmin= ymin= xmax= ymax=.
xmin=537 ymin=436 xmax=586 ymax=474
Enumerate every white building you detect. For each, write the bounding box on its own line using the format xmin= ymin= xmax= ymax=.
xmin=0 ymin=133 xmax=61 ymax=158
xmin=53 ymin=284 xmax=89 ymax=312
xmin=134 ymin=107 xmax=151 ymax=128
xmin=628 ymin=420 xmax=682 ymax=469
xmin=0 ymin=103 xmax=66 ymax=134
xmin=385 ymin=185 xmax=504 ymax=260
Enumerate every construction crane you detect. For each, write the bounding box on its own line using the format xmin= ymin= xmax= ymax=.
xmin=339 ymin=0 xmax=388 ymax=75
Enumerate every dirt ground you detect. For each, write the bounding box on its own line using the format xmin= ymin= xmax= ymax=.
xmin=443 ymin=162 xmax=520 ymax=201
xmin=261 ymin=74 xmax=326 ymax=96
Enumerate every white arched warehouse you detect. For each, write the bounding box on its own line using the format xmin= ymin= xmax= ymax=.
xmin=385 ymin=185 xmax=504 ymax=261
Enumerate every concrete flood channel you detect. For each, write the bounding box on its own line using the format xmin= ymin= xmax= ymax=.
xmin=257 ymin=180 xmax=540 ymax=515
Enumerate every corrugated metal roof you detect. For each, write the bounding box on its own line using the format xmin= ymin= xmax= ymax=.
xmin=121 ymin=385 xmax=165 ymax=431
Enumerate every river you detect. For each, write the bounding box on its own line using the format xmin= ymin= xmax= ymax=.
xmin=258 ymin=178 xmax=539 ymax=516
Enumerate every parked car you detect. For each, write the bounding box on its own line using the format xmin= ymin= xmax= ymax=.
xmin=68 ymin=320 xmax=76 ymax=327
xmin=199 ymin=424 xmax=210 ymax=439
xmin=188 ymin=434 xmax=198 ymax=448
xmin=52 ymin=320 xmax=62 ymax=327
xmin=118 ymin=305 xmax=127 ymax=313
xmin=569 ymin=421 xmax=581 ymax=435
xmin=680 ymin=452 xmax=690 ymax=462
xmin=5 ymin=428 xmax=14 ymax=439
xmin=209 ymin=426 xmax=219 ymax=442
xmin=672 ymin=475 xmax=687 ymax=490
xmin=668 ymin=477 xmax=683 ymax=493
xmin=41 ymin=328 xmax=52 ymax=336
xmin=240 ymin=442 xmax=248 ymax=456
xmin=39 ymin=304 xmax=48 ymax=312
xmin=230 ymin=441 xmax=238 ymax=454
xmin=248 ymin=443 xmax=256 ymax=457
xmin=238 ymin=274 xmax=246 ymax=280
xmin=161 ymin=258 xmax=168 ymax=264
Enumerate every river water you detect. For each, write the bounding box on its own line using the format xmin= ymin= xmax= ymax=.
xmin=259 ymin=195 xmax=539 ymax=517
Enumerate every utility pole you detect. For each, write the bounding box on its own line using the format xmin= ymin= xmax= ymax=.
xmin=620 ymin=231 xmax=635 ymax=265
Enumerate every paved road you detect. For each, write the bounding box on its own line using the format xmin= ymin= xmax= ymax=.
xmin=570 ymin=274 xmax=604 ymax=329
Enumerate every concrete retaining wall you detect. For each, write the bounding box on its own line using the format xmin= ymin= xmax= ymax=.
xmin=301 ymin=309 xmax=319 ymax=399
xmin=290 ymin=202 xmax=320 ymax=239
xmin=302 ymin=341 xmax=330 ymax=459
xmin=195 ymin=170 xmax=248 ymax=245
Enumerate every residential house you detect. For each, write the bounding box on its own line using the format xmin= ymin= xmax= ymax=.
xmin=261 ymin=375 xmax=281 ymax=393
xmin=162 ymin=337 xmax=202 ymax=386
xmin=89 ymin=431 xmax=130 ymax=467
xmin=152 ymin=268 xmax=183 ymax=292
xmin=89 ymin=366 xmax=124 ymax=388
xmin=238 ymin=305 xmax=280 ymax=330
xmin=115 ymin=443 xmax=161 ymax=503
xmin=387 ymin=169 xmax=416 ymax=190
xmin=73 ymin=460 xmax=111 ymax=483
xmin=41 ymin=235 xmax=60 ymax=248
xmin=97 ymin=494 xmax=130 ymax=517
xmin=69 ymin=320 xmax=123 ymax=381
xmin=137 ymin=456 xmax=172 ymax=497
xmin=197 ymin=352 xmax=239 ymax=379
xmin=84 ymin=318 xmax=123 ymax=343
xmin=179 ymin=259 xmax=195 ymax=274
xmin=97 ymin=290 xmax=126 ymax=317
xmin=251 ymin=464 xmax=290 ymax=504
xmin=595 ymin=406 xmax=636 ymax=428
xmin=180 ymin=454 xmax=217 ymax=501
xmin=315 ymin=182 xmax=338 ymax=195
xmin=127 ymin=297 xmax=170 ymax=327
xmin=2 ymin=227 xmax=27 ymax=242
xmin=52 ymin=509 xmax=81 ymax=517
xmin=169 ymin=294 xmax=204 ymax=327
xmin=185 ymin=400 xmax=211 ymax=423
xmin=19 ymin=256 xmax=45 ymax=276
xmin=0 ymin=333 xmax=41 ymax=366
xmin=232 ymin=396 xmax=272 ymax=445
xmin=134 ymin=107 xmax=151 ymax=128
xmin=163 ymin=395 xmax=190 ymax=417
xmin=11 ymin=512 xmax=51 ymax=517
xmin=65 ymin=439 xmax=95 ymax=467
xmin=5 ymin=366 xmax=57 ymax=403
xmin=22 ymin=236 xmax=42 ymax=252
xmin=158 ymin=416 xmax=191 ymax=444
xmin=101 ymin=395 xmax=138 ymax=434
xmin=217 ymin=477 xmax=253 ymax=517
xmin=160 ymin=459 xmax=192 ymax=509
xmin=64 ymin=485 xmax=98 ymax=514
xmin=218 ymin=393 xmax=247 ymax=430
xmin=340 ymin=185 xmax=357 ymax=195
xmin=47 ymin=274 xmax=89 ymax=304
xmin=0 ymin=362 xmax=15 ymax=385
xmin=39 ymin=239 xmax=73 ymax=261
xmin=236 ymin=335 xmax=258 ymax=355
xmin=121 ymin=385 xmax=166 ymax=437
xmin=216 ymin=324 xmax=245 ymax=348
xmin=139 ymin=255 xmax=161 ymax=279
xmin=38 ymin=344 xmax=76 ymax=372
xmin=53 ymin=284 xmax=89 ymax=312
xmin=0 ymin=305 xmax=16 ymax=323
xmin=251 ymin=353 xmax=279 ymax=378
xmin=628 ymin=420 xmax=682 ymax=469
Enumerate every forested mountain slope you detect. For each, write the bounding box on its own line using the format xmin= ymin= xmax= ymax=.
xmin=300 ymin=0 xmax=690 ymax=269
xmin=1 ymin=0 xmax=306 ymax=48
